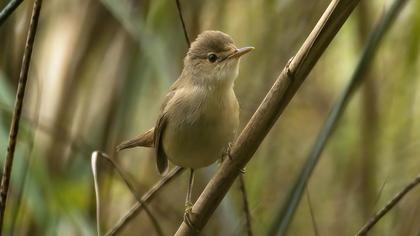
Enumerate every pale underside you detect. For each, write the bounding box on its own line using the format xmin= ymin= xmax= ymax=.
xmin=162 ymin=86 xmax=239 ymax=169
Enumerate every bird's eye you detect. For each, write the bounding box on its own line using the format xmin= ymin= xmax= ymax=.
xmin=207 ymin=53 xmax=217 ymax=63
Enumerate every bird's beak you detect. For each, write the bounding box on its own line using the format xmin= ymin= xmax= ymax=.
xmin=227 ymin=46 xmax=255 ymax=59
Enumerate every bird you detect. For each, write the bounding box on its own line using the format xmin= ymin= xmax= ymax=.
xmin=116 ymin=30 xmax=253 ymax=227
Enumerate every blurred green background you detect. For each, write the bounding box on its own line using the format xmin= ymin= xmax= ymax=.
xmin=0 ymin=0 xmax=419 ymax=235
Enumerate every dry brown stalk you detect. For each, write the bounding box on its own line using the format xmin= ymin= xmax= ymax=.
xmin=0 ymin=0 xmax=43 ymax=232
xmin=105 ymin=166 xmax=185 ymax=235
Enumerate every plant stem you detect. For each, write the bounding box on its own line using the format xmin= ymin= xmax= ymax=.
xmin=105 ymin=166 xmax=185 ymax=235
xmin=238 ymin=174 xmax=253 ymax=236
xmin=0 ymin=0 xmax=23 ymax=26
xmin=356 ymin=174 xmax=420 ymax=235
xmin=0 ymin=0 xmax=43 ymax=232
xmin=268 ymin=0 xmax=409 ymax=234
xmin=175 ymin=0 xmax=190 ymax=46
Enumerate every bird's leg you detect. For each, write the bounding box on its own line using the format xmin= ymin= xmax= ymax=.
xmin=185 ymin=168 xmax=194 ymax=211
xmin=184 ymin=168 xmax=197 ymax=230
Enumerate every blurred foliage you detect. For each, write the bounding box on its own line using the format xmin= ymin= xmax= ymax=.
xmin=0 ymin=0 xmax=419 ymax=235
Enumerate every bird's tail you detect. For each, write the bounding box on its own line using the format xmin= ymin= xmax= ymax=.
xmin=116 ymin=128 xmax=155 ymax=151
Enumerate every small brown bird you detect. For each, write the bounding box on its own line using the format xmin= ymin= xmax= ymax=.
xmin=117 ymin=30 xmax=253 ymax=223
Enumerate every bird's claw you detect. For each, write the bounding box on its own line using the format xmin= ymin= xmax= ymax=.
xmin=220 ymin=143 xmax=246 ymax=174
xmin=185 ymin=201 xmax=193 ymax=213
xmin=184 ymin=202 xmax=199 ymax=232
xmin=220 ymin=142 xmax=233 ymax=164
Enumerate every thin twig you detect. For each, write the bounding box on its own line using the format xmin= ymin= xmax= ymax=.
xmin=91 ymin=151 xmax=164 ymax=236
xmin=10 ymin=71 xmax=42 ymax=234
xmin=371 ymin=175 xmax=389 ymax=211
xmin=356 ymin=174 xmax=420 ymax=236
xmin=0 ymin=0 xmax=43 ymax=232
xmin=268 ymin=0 xmax=409 ymax=234
xmin=306 ymin=188 xmax=319 ymax=236
xmin=0 ymin=0 xmax=23 ymax=26
xmin=175 ymin=0 xmax=362 ymax=234
xmin=175 ymin=0 xmax=190 ymax=46
xmin=238 ymin=174 xmax=253 ymax=236
xmin=106 ymin=166 xmax=185 ymax=235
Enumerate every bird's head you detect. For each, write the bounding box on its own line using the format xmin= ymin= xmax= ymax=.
xmin=183 ymin=30 xmax=254 ymax=88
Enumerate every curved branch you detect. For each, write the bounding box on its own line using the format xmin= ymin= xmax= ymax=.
xmin=92 ymin=151 xmax=164 ymax=236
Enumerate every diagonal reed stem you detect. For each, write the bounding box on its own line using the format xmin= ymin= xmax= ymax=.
xmin=268 ymin=0 xmax=410 ymax=235
xmin=356 ymin=174 xmax=420 ymax=235
xmin=0 ymin=0 xmax=24 ymax=26
xmin=0 ymin=0 xmax=43 ymax=232
xmin=105 ymin=166 xmax=185 ymax=235
xmin=175 ymin=0 xmax=190 ymax=46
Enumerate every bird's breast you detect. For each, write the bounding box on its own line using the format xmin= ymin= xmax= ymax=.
xmin=162 ymin=87 xmax=239 ymax=168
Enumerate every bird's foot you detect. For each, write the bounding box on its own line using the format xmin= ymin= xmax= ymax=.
xmin=185 ymin=201 xmax=193 ymax=213
xmin=220 ymin=142 xmax=233 ymax=164
xmin=184 ymin=201 xmax=199 ymax=232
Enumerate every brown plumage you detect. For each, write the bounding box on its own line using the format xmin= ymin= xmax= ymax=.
xmin=116 ymin=31 xmax=253 ymax=175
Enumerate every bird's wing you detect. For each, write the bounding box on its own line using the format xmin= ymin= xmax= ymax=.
xmin=153 ymin=81 xmax=181 ymax=175
xmin=153 ymin=112 xmax=169 ymax=175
